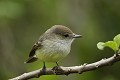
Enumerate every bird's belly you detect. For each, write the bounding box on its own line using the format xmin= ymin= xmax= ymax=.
xmin=36 ymin=43 xmax=70 ymax=62
xmin=36 ymin=50 xmax=66 ymax=62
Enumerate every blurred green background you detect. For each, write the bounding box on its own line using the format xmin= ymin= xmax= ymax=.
xmin=0 ymin=0 xmax=120 ymax=80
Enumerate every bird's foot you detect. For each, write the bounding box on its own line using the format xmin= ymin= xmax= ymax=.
xmin=36 ymin=62 xmax=46 ymax=78
xmin=42 ymin=64 xmax=46 ymax=74
xmin=36 ymin=66 xmax=46 ymax=78
xmin=52 ymin=66 xmax=64 ymax=75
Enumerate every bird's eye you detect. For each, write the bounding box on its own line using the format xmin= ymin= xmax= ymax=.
xmin=64 ymin=34 xmax=69 ymax=37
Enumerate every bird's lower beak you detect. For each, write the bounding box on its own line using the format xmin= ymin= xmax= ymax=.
xmin=73 ymin=34 xmax=82 ymax=38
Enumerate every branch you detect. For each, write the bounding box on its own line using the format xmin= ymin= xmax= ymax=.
xmin=10 ymin=54 xmax=120 ymax=80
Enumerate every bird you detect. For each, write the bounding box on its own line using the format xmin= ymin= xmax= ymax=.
xmin=25 ymin=25 xmax=82 ymax=70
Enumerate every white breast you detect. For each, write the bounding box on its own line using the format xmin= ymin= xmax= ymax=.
xmin=35 ymin=39 xmax=73 ymax=62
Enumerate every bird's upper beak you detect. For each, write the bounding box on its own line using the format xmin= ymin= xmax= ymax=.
xmin=72 ymin=34 xmax=82 ymax=38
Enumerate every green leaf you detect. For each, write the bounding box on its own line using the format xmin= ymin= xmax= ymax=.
xmin=97 ymin=34 xmax=120 ymax=52
xmin=97 ymin=42 xmax=105 ymax=50
xmin=104 ymin=41 xmax=118 ymax=51
xmin=113 ymin=34 xmax=120 ymax=47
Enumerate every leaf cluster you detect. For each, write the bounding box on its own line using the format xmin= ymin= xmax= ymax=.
xmin=97 ymin=34 xmax=120 ymax=53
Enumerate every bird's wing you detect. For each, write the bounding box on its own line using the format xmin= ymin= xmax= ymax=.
xmin=24 ymin=34 xmax=45 ymax=63
xmin=29 ymin=33 xmax=46 ymax=57
xmin=29 ymin=41 xmax=42 ymax=57
xmin=24 ymin=41 xmax=43 ymax=63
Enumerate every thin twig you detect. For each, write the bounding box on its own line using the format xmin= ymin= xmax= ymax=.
xmin=10 ymin=54 xmax=120 ymax=80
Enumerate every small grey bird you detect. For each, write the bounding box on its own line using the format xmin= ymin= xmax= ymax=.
xmin=25 ymin=25 xmax=82 ymax=69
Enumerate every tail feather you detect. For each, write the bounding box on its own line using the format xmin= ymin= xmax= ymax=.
xmin=24 ymin=57 xmax=38 ymax=63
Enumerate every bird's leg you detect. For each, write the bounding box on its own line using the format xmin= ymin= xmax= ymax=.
xmin=56 ymin=62 xmax=59 ymax=66
xmin=53 ymin=62 xmax=60 ymax=69
xmin=36 ymin=62 xmax=46 ymax=78
xmin=43 ymin=61 xmax=46 ymax=70
xmin=42 ymin=61 xmax=46 ymax=74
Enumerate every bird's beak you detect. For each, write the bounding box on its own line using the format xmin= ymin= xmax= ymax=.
xmin=72 ymin=34 xmax=82 ymax=38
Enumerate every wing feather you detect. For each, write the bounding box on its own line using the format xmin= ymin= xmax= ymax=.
xmin=25 ymin=35 xmax=44 ymax=63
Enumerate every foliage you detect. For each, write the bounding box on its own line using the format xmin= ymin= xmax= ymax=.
xmin=97 ymin=34 xmax=120 ymax=52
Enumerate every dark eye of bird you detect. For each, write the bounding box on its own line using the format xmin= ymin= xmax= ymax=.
xmin=64 ymin=34 xmax=69 ymax=37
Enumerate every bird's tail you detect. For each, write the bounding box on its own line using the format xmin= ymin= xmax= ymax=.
xmin=24 ymin=57 xmax=38 ymax=63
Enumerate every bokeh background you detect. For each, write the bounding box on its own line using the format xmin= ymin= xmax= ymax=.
xmin=0 ymin=0 xmax=120 ymax=80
